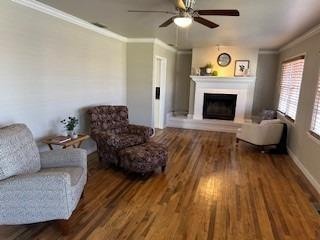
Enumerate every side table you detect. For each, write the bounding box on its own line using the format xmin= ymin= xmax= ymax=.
xmin=42 ymin=134 xmax=90 ymax=150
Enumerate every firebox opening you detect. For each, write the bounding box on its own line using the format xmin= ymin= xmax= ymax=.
xmin=203 ymin=93 xmax=237 ymax=120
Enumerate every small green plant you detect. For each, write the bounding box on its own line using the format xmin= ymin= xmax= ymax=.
xmin=205 ymin=63 xmax=213 ymax=69
xmin=212 ymin=70 xmax=218 ymax=76
xmin=60 ymin=117 xmax=79 ymax=131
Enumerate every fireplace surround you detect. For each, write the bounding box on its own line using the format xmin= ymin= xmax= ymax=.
xmin=190 ymin=76 xmax=256 ymax=121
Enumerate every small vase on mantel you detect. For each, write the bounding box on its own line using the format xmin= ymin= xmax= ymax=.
xmin=206 ymin=68 xmax=212 ymax=74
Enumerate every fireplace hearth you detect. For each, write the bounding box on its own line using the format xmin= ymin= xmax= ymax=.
xmin=203 ymin=93 xmax=237 ymax=120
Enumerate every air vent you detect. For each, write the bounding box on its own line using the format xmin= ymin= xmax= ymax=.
xmin=91 ymin=22 xmax=108 ymax=29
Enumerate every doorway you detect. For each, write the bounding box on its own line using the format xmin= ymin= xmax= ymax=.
xmin=153 ymin=56 xmax=167 ymax=129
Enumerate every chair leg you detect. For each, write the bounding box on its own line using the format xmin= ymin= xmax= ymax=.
xmin=56 ymin=219 xmax=70 ymax=236
xmin=80 ymin=190 xmax=85 ymax=199
xmin=235 ymin=138 xmax=240 ymax=147
xmin=161 ymin=165 xmax=166 ymax=172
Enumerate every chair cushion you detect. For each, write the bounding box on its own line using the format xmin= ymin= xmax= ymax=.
xmin=40 ymin=167 xmax=83 ymax=186
xmin=119 ymin=142 xmax=168 ymax=173
xmin=108 ymin=134 xmax=145 ymax=149
xmin=0 ymin=124 xmax=41 ymax=181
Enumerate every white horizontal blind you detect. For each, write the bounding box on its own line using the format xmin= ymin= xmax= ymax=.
xmin=278 ymin=57 xmax=305 ymax=120
xmin=311 ymin=70 xmax=320 ymax=137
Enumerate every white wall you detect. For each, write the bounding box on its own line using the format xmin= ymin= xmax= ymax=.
xmin=127 ymin=42 xmax=154 ymax=126
xmin=127 ymin=42 xmax=177 ymax=127
xmin=0 ymin=1 xmax=127 ymax=153
xmin=275 ymin=30 xmax=320 ymax=189
xmin=253 ymin=53 xmax=279 ymax=116
xmin=174 ymin=53 xmax=192 ymax=113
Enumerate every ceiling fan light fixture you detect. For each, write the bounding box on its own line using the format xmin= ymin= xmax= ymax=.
xmin=174 ymin=16 xmax=193 ymax=28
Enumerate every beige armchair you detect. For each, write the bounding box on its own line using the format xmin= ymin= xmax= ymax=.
xmin=236 ymin=119 xmax=284 ymax=148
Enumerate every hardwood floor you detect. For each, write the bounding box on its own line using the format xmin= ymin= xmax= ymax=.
xmin=1 ymin=128 xmax=320 ymax=240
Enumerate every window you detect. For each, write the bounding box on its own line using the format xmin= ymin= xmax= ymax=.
xmin=311 ymin=70 xmax=320 ymax=138
xmin=278 ymin=56 xmax=305 ymax=121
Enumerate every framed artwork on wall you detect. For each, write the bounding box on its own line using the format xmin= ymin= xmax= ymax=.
xmin=234 ymin=60 xmax=250 ymax=76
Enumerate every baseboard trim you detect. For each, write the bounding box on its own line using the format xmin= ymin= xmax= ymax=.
xmin=287 ymin=147 xmax=320 ymax=194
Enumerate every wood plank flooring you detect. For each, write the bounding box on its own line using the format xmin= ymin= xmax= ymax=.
xmin=1 ymin=128 xmax=320 ymax=240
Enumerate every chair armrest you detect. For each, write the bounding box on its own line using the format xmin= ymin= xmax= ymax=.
xmin=40 ymin=149 xmax=87 ymax=169
xmin=128 ymin=124 xmax=154 ymax=140
xmin=0 ymin=171 xmax=72 ymax=224
xmin=237 ymin=123 xmax=284 ymax=146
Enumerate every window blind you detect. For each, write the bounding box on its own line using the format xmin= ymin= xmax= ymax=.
xmin=278 ymin=56 xmax=305 ymax=120
xmin=311 ymin=70 xmax=320 ymax=137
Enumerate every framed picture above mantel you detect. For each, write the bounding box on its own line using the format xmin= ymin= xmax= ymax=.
xmin=234 ymin=60 xmax=250 ymax=77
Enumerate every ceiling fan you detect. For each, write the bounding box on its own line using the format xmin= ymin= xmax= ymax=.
xmin=128 ymin=0 xmax=239 ymax=29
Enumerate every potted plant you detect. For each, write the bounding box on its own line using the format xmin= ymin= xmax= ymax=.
xmin=212 ymin=70 xmax=218 ymax=76
xmin=60 ymin=117 xmax=79 ymax=139
xmin=205 ymin=63 xmax=213 ymax=74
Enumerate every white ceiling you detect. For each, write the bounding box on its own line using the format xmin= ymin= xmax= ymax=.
xmin=38 ymin=0 xmax=320 ymax=50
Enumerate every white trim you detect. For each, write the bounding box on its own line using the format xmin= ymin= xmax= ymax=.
xmin=152 ymin=56 xmax=167 ymax=129
xmin=11 ymin=0 xmax=128 ymax=42
xmin=127 ymin=39 xmax=177 ymax=52
xmin=280 ymin=24 xmax=320 ymax=52
xmin=11 ymin=0 xmax=177 ymax=52
xmin=154 ymin=39 xmax=177 ymax=52
xmin=281 ymin=52 xmax=306 ymax=63
xmin=259 ymin=50 xmax=279 ymax=55
xmin=287 ymin=147 xmax=320 ymax=194
xmin=307 ymin=132 xmax=320 ymax=145
xmin=127 ymin=38 xmax=155 ymax=43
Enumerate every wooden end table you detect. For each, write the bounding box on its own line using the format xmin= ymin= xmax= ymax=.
xmin=42 ymin=134 xmax=90 ymax=150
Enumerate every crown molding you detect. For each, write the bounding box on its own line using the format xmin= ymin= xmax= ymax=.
xmin=11 ymin=0 xmax=178 ymax=52
xmin=127 ymin=38 xmax=177 ymax=52
xmin=154 ymin=39 xmax=177 ymax=52
xmin=258 ymin=50 xmax=279 ymax=55
xmin=177 ymin=50 xmax=192 ymax=55
xmin=279 ymin=24 xmax=320 ymax=52
xmin=11 ymin=0 xmax=128 ymax=42
xmin=127 ymin=38 xmax=155 ymax=43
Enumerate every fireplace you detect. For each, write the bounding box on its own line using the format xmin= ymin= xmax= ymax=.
xmin=203 ymin=93 xmax=237 ymax=120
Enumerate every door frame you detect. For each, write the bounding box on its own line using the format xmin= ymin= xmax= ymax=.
xmin=152 ymin=56 xmax=167 ymax=129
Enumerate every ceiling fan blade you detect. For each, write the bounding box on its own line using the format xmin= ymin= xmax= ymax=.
xmin=196 ymin=9 xmax=240 ymax=16
xmin=128 ymin=10 xmax=176 ymax=14
xmin=159 ymin=17 xmax=175 ymax=27
xmin=174 ymin=0 xmax=186 ymax=10
xmin=194 ymin=17 xmax=219 ymax=28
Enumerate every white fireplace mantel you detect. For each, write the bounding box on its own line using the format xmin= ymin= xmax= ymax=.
xmin=190 ymin=76 xmax=256 ymax=121
xmin=191 ymin=76 xmax=255 ymax=83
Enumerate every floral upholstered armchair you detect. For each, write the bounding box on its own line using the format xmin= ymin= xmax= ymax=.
xmin=87 ymin=106 xmax=154 ymax=166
